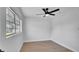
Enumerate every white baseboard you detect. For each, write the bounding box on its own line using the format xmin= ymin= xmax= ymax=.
xmin=18 ymin=41 xmax=24 ymax=52
xmin=24 ymin=39 xmax=51 ymax=42
xmin=24 ymin=38 xmax=77 ymax=52
xmin=51 ymin=39 xmax=77 ymax=52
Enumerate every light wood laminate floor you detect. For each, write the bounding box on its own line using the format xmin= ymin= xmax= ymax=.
xmin=20 ymin=40 xmax=72 ymax=52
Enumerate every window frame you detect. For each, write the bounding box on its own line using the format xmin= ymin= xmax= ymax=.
xmin=6 ymin=7 xmax=22 ymax=38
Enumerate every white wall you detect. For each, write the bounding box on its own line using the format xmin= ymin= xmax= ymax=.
xmin=0 ymin=8 xmax=2 ymax=49
xmin=22 ymin=7 xmax=79 ymax=51
xmin=22 ymin=7 xmax=52 ymax=42
xmin=23 ymin=16 xmax=52 ymax=42
xmin=51 ymin=7 xmax=79 ymax=51
xmin=0 ymin=7 xmax=23 ymax=52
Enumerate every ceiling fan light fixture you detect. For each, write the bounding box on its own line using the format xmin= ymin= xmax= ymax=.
xmin=37 ymin=8 xmax=60 ymax=17
xmin=46 ymin=14 xmax=49 ymax=16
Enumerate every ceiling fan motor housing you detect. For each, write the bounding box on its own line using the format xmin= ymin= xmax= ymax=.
xmin=42 ymin=8 xmax=60 ymax=16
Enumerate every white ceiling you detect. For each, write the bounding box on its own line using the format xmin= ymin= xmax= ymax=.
xmin=21 ymin=7 xmax=79 ymax=21
xmin=21 ymin=7 xmax=59 ymax=18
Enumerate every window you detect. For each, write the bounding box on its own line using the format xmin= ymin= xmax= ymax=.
xmin=6 ymin=7 xmax=22 ymax=38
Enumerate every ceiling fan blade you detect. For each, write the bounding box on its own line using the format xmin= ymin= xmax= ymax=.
xmin=46 ymin=8 xmax=49 ymax=10
xmin=42 ymin=8 xmax=46 ymax=12
xmin=42 ymin=8 xmax=48 ymax=14
xmin=49 ymin=8 xmax=60 ymax=13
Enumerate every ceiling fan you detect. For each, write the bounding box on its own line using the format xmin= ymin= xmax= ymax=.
xmin=37 ymin=8 xmax=60 ymax=17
